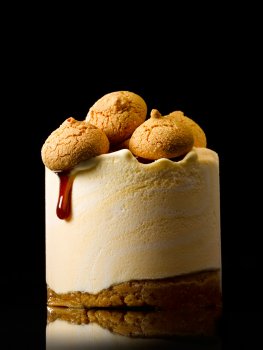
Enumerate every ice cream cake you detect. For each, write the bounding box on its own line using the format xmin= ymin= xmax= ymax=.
xmin=41 ymin=91 xmax=221 ymax=309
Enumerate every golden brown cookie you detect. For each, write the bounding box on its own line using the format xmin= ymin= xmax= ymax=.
xmin=86 ymin=91 xmax=147 ymax=144
xmin=41 ymin=117 xmax=109 ymax=171
xmin=129 ymin=109 xmax=194 ymax=160
xmin=169 ymin=111 xmax=207 ymax=147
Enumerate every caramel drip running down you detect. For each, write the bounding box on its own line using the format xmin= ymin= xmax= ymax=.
xmin=54 ymin=154 xmax=186 ymax=219
xmin=56 ymin=171 xmax=74 ymax=220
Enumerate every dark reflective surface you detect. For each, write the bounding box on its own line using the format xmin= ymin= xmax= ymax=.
xmin=46 ymin=306 xmax=222 ymax=349
xmin=2 ymin=305 xmax=262 ymax=349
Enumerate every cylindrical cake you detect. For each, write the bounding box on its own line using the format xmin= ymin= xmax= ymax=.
xmin=45 ymin=147 xmax=221 ymax=309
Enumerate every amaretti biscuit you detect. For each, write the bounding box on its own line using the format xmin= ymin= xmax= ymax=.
xmin=41 ymin=117 xmax=109 ymax=171
xmin=129 ymin=109 xmax=194 ymax=160
xmin=169 ymin=111 xmax=207 ymax=147
xmin=86 ymin=90 xmax=147 ymax=143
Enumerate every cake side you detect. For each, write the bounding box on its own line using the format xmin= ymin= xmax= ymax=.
xmin=46 ymin=147 xmax=221 ymax=298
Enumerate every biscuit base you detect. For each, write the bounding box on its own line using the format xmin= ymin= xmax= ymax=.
xmin=47 ymin=270 xmax=221 ymax=309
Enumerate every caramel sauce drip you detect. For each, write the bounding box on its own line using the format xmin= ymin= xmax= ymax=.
xmin=54 ymin=155 xmax=185 ymax=219
xmin=56 ymin=171 xmax=74 ymax=220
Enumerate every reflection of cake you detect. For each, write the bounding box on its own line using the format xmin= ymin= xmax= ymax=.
xmin=46 ymin=306 xmax=221 ymax=349
xmin=42 ymin=91 xmax=221 ymax=310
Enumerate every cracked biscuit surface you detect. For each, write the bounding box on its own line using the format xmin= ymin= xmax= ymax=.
xmin=86 ymin=91 xmax=147 ymax=144
xmin=41 ymin=117 xmax=109 ymax=171
xmin=129 ymin=109 xmax=194 ymax=160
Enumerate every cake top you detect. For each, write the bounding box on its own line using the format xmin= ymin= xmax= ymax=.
xmin=41 ymin=91 xmax=207 ymax=171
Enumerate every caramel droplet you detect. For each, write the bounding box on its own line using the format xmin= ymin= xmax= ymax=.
xmin=56 ymin=171 xmax=74 ymax=220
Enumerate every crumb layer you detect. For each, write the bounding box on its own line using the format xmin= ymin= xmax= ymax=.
xmin=47 ymin=270 xmax=221 ymax=309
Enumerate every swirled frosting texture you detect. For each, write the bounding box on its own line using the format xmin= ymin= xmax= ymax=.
xmin=46 ymin=148 xmax=221 ymax=294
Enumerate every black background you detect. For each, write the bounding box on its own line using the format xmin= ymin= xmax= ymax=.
xmin=2 ymin=4 xmax=261 ymax=349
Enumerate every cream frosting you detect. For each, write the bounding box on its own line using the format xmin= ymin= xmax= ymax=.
xmin=45 ymin=148 xmax=221 ymax=294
